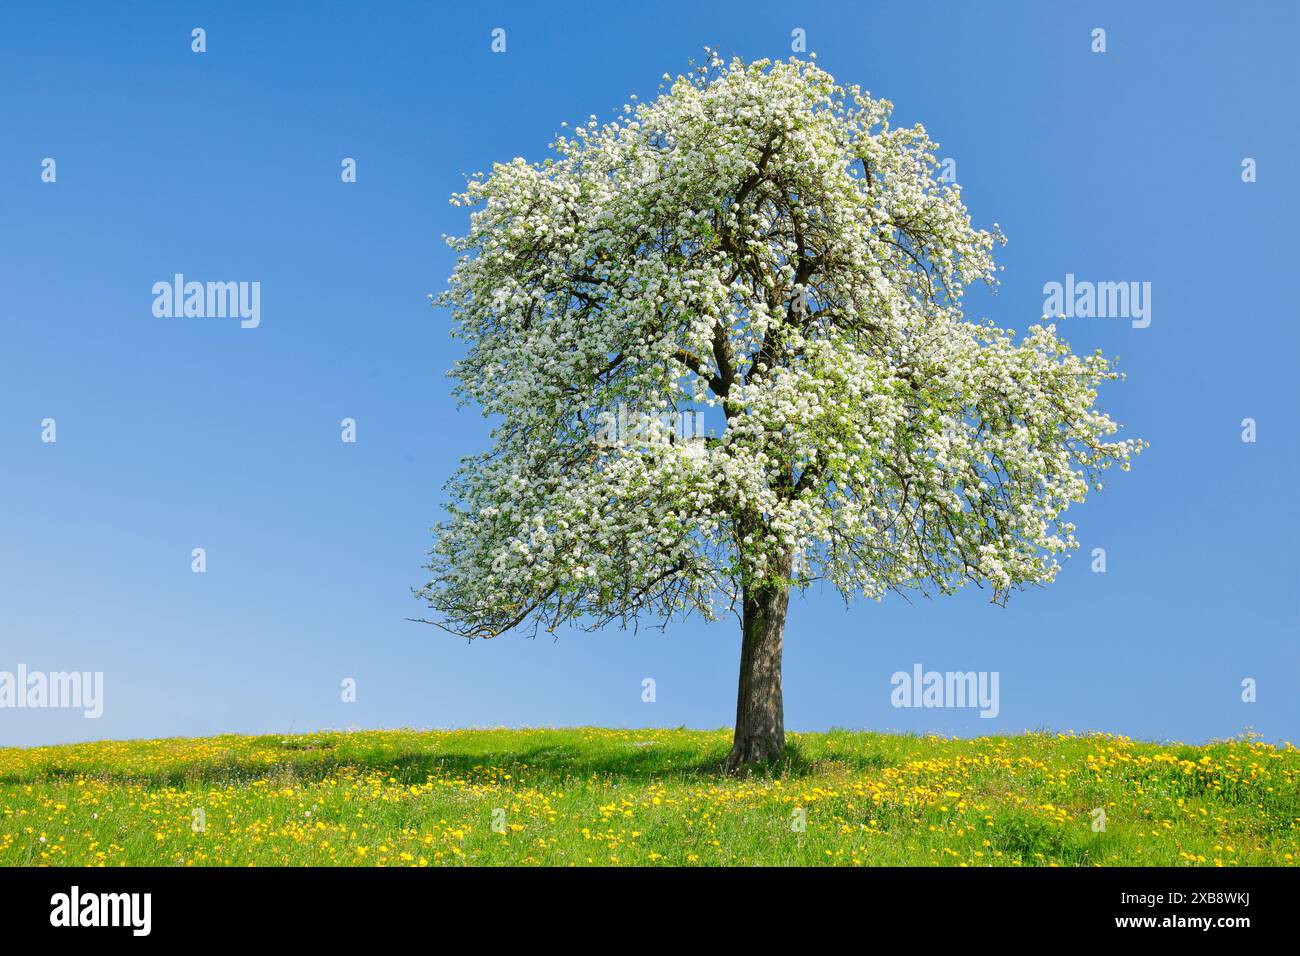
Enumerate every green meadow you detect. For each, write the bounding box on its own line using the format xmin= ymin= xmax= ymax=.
xmin=1 ymin=728 xmax=1295 ymax=866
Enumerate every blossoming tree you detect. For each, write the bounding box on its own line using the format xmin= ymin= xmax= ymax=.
xmin=419 ymin=54 xmax=1142 ymax=772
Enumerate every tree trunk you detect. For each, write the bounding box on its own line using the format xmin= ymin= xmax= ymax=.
xmin=724 ymin=557 xmax=792 ymax=773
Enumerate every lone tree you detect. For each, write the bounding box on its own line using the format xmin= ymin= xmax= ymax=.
xmin=419 ymin=54 xmax=1142 ymax=772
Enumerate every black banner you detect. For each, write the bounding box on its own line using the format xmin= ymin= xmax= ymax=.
xmin=0 ymin=866 xmax=1281 ymax=941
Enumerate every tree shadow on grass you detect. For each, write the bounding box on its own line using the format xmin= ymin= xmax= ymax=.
xmin=718 ymin=740 xmax=893 ymax=780
xmin=0 ymin=745 xmax=717 ymax=789
xmin=1 ymin=736 xmax=896 ymax=789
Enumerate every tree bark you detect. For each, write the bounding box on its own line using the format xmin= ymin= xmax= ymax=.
xmin=724 ymin=555 xmax=792 ymax=773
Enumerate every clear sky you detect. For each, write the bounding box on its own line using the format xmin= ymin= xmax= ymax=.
xmin=2 ymin=1 xmax=1296 ymax=747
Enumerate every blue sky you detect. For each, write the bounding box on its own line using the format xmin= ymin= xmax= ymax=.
xmin=1 ymin=1 xmax=1296 ymax=747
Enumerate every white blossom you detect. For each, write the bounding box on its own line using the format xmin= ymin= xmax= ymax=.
xmin=419 ymin=54 xmax=1143 ymax=638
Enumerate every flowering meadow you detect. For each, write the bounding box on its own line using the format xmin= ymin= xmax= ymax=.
xmin=1 ymin=728 xmax=1295 ymax=866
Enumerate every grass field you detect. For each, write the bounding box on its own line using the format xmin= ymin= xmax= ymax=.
xmin=1 ymin=728 xmax=1296 ymax=866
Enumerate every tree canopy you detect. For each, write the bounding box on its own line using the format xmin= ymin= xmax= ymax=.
xmin=419 ymin=53 xmax=1142 ymax=640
